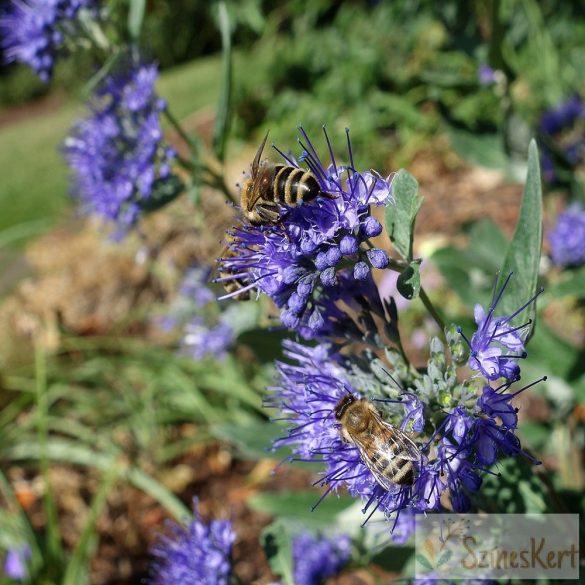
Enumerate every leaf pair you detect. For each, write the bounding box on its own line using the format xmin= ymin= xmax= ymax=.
xmin=386 ymin=140 xmax=543 ymax=332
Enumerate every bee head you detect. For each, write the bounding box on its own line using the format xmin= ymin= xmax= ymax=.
xmin=334 ymin=393 xmax=355 ymax=420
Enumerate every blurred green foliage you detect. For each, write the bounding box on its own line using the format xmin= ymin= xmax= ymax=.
xmin=232 ymin=0 xmax=585 ymax=169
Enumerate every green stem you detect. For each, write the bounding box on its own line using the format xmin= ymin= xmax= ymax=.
xmin=394 ymin=335 xmax=411 ymax=367
xmin=35 ymin=341 xmax=63 ymax=563
xmin=164 ymin=107 xmax=200 ymax=157
xmin=213 ymin=0 xmax=232 ymax=162
xmin=62 ymin=466 xmax=119 ymax=585
xmin=164 ymin=109 xmax=238 ymax=205
xmin=419 ymin=286 xmax=446 ymax=333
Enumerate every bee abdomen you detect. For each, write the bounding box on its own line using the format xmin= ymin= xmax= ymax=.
xmin=386 ymin=458 xmax=415 ymax=486
xmin=274 ymin=166 xmax=320 ymax=205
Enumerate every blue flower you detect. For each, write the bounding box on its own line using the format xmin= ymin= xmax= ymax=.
xmin=270 ymin=336 xmax=545 ymax=523
xmin=269 ymin=341 xmax=443 ymax=524
xmin=63 ymin=61 xmax=178 ymax=233
xmin=435 ymin=376 xmax=544 ymax=512
xmin=292 ymin=532 xmax=351 ymax=585
xmin=539 ymin=95 xmax=585 ymax=184
xmin=3 ymin=545 xmax=30 ymax=582
xmin=478 ymin=65 xmax=497 ymax=86
xmin=549 ymin=203 xmax=585 ymax=267
xmin=458 ymin=273 xmax=542 ymax=382
xmin=0 ymin=0 xmax=96 ymax=82
xmin=149 ymin=499 xmax=235 ymax=585
xmin=159 ymin=266 xmax=235 ymax=361
xmin=540 ymin=95 xmax=585 ymax=135
xmin=181 ymin=318 xmax=233 ymax=361
xmin=217 ymin=127 xmax=393 ymax=337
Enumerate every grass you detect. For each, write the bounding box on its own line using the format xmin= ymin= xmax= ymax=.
xmin=0 ymin=54 xmax=224 ymax=247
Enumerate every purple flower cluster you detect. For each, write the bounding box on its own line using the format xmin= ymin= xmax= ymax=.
xmin=217 ymin=127 xmax=392 ymax=337
xmin=270 ymin=341 xmax=436 ymax=523
xmin=435 ymin=376 xmax=542 ymax=514
xmin=539 ymin=95 xmax=585 ymax=184
xmin=270 ymin=311 xmax=542 ymax=528
xmin=458 ymin=273 xmax=542 ymax=383
xmin=64 ymin=62 xmax=177 ymax=231
xmin=292 ymin=532 xmax=351 ymax=585
xmin=0 ymin=0 xmax=95 ymax=82
xmin=162 ymin=266 xmax=234 ymax=361
xmin=548 ymin=203 xmax=585 ymax=267
xmin=150 ymin=499 xmax=235 ymax=585
xmin=182 ymin=318 xmax=233 ymax=361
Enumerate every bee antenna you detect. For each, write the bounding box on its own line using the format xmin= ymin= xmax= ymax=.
xmin=380 ymin=366 xmax=405 ymax=393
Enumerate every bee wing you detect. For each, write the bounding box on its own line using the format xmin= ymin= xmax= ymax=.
xmin=248 ymin=164 xmax=277 ymax=211
xmin=346 ymin=412 xmax=420 ymax=490
xmin=252 ymin=131 xmax=270 ymax=175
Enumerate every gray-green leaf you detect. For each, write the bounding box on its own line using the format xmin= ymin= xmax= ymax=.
xmin=496 ymin=139 xmax=542 ymax=331
xmin=385 ymin=169 xmax=423 ymax=260
xmin=127 ymin=0 xmax=146 ymax=40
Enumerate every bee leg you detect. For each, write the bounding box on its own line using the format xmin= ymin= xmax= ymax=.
xmin=256 ymin=204 xmax=282 ymax=224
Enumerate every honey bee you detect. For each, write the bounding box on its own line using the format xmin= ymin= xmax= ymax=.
xmin=241 ymin=132 xmax=333 ymax=225
xmin=217 ymin=232 xmax=252 ymax=300
xmin=335 ymin=394 xmax=421 ymax=488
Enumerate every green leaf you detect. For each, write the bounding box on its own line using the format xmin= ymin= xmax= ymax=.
xmin=397 ymin=262 xmax=421 ymax=300
xmin=448 ymin=127 xmax=508 ymax=170
xmin=127 ymin=0 xmax=146 ymax=40
xmin=236 ymin=327 xmax=290 ymax=363
xmin=496 ymin=139 xmax=543 ymax=330
xmin=545 ymin=270 xmax=585 ymax=300
xmin=248 ymin=491 xmax=355 ymax=528
xmin=385 ymin=169 xmax=423 ymax=260
xmin=4 ymin=439 xmax=190 ymax=520
xmin=63 ymin=466 xmax=119 ymax=585
xmin=467 ymin=219 xmax=508 ymax=265
xmin=137 ymin=176 xmax=184 ymax=214
xmin=473 ymin=457 xmax=552 ymax=514
xmin=261 ymin=520 xmax=294 ymax=585
xmin=212 ymin=1 xmax=232 ymax=162
xmin=211 ymin=419 xmax=280 ymax=460
xmin=369 ymin=546 xmax=413 ymax=573
xmin=519 ymin=421 xmax=550 ymax=451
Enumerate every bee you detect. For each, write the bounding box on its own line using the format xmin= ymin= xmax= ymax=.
xmin=241 ymin=132 xmax=333 ymax=225
xmin=335 ymin=394 xmax=421 ymax=488
xmin=216 ymin=232 xmax=252 ymax=300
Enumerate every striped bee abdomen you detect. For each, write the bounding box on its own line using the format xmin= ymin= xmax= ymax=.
xmin=273 ymin=165 xmax=320 ymax=205
xmin=388 ymin=457 xmax=415 ymax=485
xmin=370 ymin=444 xmax=415 ymax=486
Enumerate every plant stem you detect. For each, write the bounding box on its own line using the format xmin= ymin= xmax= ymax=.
xmin=163 ymin=107 xmax=201 ymax=158
xmin=35 ymin=340 xmax=63 ymax=563
xmin=62 ymin=465 xmax=119 ymax=585
xmin=419 ymin=286 xmax=446 ymax=333
xmin=164 ymin=109 xmax=238 ymax=205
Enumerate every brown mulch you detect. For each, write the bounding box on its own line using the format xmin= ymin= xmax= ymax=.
xmin=407 ymin=142 xmax=523 ymax=239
